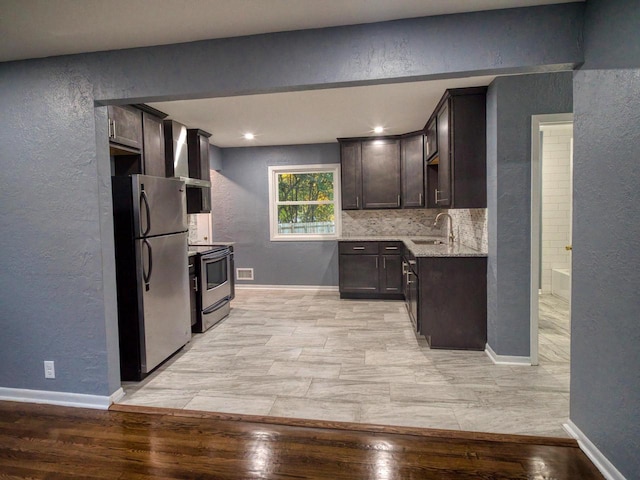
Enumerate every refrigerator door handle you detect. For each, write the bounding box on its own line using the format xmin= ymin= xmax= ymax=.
xmin=140 ymin=190 xmax=151 ymax=236
xmin=142 ymin=239 xmax=153 ymax=290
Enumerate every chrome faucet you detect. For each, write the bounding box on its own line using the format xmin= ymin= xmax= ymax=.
xmin=434 ymin=213 xmax=455 ymax=244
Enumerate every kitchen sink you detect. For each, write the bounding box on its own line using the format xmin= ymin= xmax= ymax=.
xmin=412 ymin=239 xmax=446 ymax=245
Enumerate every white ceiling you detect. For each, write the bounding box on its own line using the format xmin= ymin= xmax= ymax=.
xmin=1 ymin=0 xmax=579 ymax=147
xmin=149 ymin=76 xmax=496 ymax=147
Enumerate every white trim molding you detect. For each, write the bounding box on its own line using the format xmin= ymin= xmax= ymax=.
xmin=564 ymin=420 xmax=627 ymax=480
xmin=485 ymin=344 xmax=531 ymax=365
xmin=236 ymin=284 xmax=339 ymax=292
xmin=0 ymin=387 xmax=125 ymax=410
xmin=530 ymin=113 xmax=574 ymax=366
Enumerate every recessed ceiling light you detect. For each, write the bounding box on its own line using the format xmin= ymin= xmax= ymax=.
xmin=373 ymin=126 xmax=384 ymax=134
xmin=243 ymin=133 xmax=255 ymax=140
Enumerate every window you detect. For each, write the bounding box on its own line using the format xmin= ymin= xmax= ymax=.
xmin=268 ymin=164 xmax=341 ymax=241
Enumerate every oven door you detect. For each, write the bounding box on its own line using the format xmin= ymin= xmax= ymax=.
xmin=200 ymin=248 xmax=232 ymax=309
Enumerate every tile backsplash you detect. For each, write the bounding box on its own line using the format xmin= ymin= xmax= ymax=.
xmin=342 ymin=208 xmax=487 ymax=253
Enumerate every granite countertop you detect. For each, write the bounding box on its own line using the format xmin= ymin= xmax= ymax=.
xmin=339 ymin=236 xmax=487 ymax=258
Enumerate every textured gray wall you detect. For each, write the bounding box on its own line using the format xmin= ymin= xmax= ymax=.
xmin=570 ymin=1 xmax=640 ymax=477
xmin=0 ymin=4 xmax=583 ymax=397
xmin=486 ymin=72 xmax=573 ymax=356
xmin=87 ymin=3 xmax=583 ymax=104
xmin=209 ymin=144 xmax=223 ymax=171
xmin=212 ymin=144 xmax=339 ymax=286
xmin=0 ymin=59 xmax=118 ymax=395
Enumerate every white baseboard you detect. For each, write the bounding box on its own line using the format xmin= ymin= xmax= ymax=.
xmin=564 ymin=420 xmax=627 ymax=480
xmin=236 ymin=284 xmax=339 ymax=292
xmin=0 ymin=386 xmax=124 ymax=410
xmin=485 ymin=343 xmax=531 ymax=365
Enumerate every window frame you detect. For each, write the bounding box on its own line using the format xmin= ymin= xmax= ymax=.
xmin=268 ymin=164 xmax=341 ymax=241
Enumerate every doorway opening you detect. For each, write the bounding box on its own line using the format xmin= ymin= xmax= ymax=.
xmin=530 ymin=114 xmax=573 ymax=367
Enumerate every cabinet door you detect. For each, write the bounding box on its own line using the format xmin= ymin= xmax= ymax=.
xmin=188 ymin=130 xmax=211 ymax=181
xmin=340 ymin=141 xmax=362 ymax=210
xmin=108 ymin=105 xmax=142 ymax=151
xmin=435 ymin=103 xmax=451 ymax=207
xmin=198 ymin=134 xmax=211 ymax=182
xmin=450 ymin=93 xmax=487 ymax=208
xmin=186 ymin=186 xmax=211 ymax=214
xmin=361 ymin=139 xmax=400 ymax=209
xmin=142 ymin=112 xmax=166 ymax=177
xmin=339 ymin=254 xmax=379 ymax=293
xmin=418 ymin=257 xmax=487 ymax=350
xmin=379 ymin=255 xmax=402 ymax=293
xmin=425 ymin=117 xmax=437 ymax=161
xmin=401 ymin=134 xmax=425 ymax=207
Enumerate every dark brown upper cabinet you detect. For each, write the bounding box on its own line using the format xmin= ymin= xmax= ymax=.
xmin=186 ymin=129 xmax=212 ymax=214
xmin=340 ymin=141 xmax=362 ymax=210
xmin=425 ymin=87 xmax=487 ymax=209
xmin=140 ymin=107 xmax=168 ymax=177
xmin=361 ymin=138 xmax=401 ymax=209
xmin=108 ymin=105 xmax=142 ymax=152
xmin=339 ymin=137 xmax=403 ymax=210
xmin=424 ymin=117 xmax=437 ymax=162
xmin=400 ymin=133 xmax=425 ymax=208
xmin=110 ymin=104 xmax=168 ymax=178
xmin=187 ymin=129 xmax=212 ymax=182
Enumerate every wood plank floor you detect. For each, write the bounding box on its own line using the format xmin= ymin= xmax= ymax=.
xmin=0 ymin=401 xmax=603 ymax=479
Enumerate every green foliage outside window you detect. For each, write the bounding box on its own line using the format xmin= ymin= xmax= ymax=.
xmin=277 ymin=172 xmax=335 ymax=226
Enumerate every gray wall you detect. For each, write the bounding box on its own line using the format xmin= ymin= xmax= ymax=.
xmin=209 ymin=144 xmax=223 ymax=171
xmin=0 ymin=5 xmax=583 ymax=397
xmin=570 ymin=0 xmax=640 ymax=478
xmin=486 ymin=72 xmax=573 ymax=356
xmin=212 ymin=144 xmax=340 ymax=287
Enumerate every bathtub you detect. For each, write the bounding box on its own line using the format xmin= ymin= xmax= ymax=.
xmin=552 ymin=268 xmax=571 ymax=302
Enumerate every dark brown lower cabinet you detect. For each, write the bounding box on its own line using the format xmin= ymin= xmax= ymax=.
xmin=338 ymin=254 xmax=379 ymax=294
xmin=338 ymin=241 xmax=403 ymax=299
xmin=418 ymin=256 xmax=487 ymax=350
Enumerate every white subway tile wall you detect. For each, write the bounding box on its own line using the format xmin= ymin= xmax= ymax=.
xmin=541 ymin=124 xmax=573 ymax=292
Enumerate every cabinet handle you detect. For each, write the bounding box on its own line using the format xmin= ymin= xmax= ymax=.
xmin=194 ymin=276 xmax=198 ymax=292
xmin=352 ymin=246 xmax=365 ymax=250
xmin=385 ymin=246 xmax=398 ymax=250
xmin=383 ymin=257 xmax=386 ymax=269
xmin=108 ymin=119 xmax=113 ymax=138
xmin=397 ymin=195 xmax=401 ymax=206
xmin=435 ymin=189 xmax=439 ymax=203
xmin=356 ymin=196 xmax=359 ymax=208
xmin=112 ymin=120 xmax=117 ymax=139
xmin=375 ymin=257 xmax=378 ymax=269
xmin=419 ymin=193 xmax=423 ymax=205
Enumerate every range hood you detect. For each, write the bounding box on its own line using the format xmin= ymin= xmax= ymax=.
xmin=164 ymin=120 xmax=211 ymax=188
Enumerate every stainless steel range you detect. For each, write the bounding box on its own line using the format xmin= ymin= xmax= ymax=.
xmin=188 ymin=244 xmax=234 ymax=332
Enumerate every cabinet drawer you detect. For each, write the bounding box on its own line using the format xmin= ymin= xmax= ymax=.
xmin=339 ymin=242 xmax=378 ymax=255
xmin=378 ymin=242 xmax=403 ymax=255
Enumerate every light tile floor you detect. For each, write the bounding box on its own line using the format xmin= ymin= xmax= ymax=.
xmin=120 ymin=290 xmax=571 ymax=437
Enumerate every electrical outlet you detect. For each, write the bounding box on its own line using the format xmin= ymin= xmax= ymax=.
xmin=44 ymin=361 xmax=55 ymax=379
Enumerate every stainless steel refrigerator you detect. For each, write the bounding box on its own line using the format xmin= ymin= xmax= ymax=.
xmin=112 ymin=174 xmax=191 ymax=381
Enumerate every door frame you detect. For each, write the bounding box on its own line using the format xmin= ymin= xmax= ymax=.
xmin=530 ymin=113 xmax=573 ymax=366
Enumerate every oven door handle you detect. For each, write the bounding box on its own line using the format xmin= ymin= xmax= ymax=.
xmin=202 ymin=248 xmax=231 ymax=261
xmin=203 ymin=297 xmax=230 ymax=315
